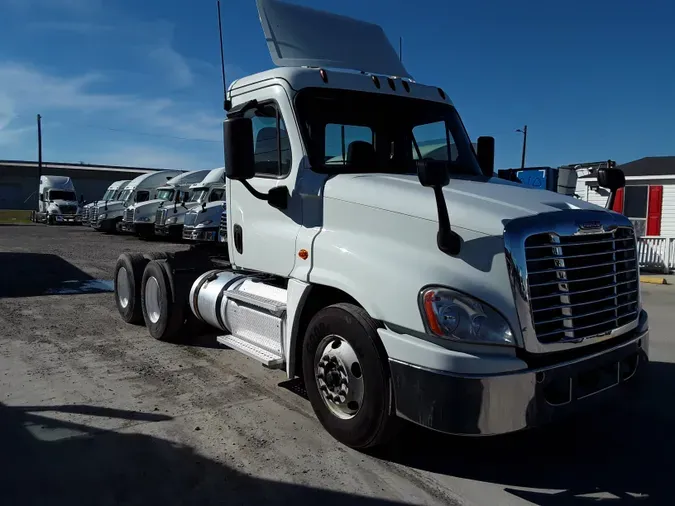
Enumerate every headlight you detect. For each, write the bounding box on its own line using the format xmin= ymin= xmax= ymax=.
xmin=419 ymin=287 xmax=514 ymax=345
xmin=166 ymin=216 xmax=177 ymax=224
xmin=98 ymin=213 xmax=107 ymax=220
xmin=196 ymin=220 xmax=213 ymax=227
xmin=137 ymin=216 xmax=151 ymax=222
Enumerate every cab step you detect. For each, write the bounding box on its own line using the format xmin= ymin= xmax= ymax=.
xmin=217 ymin=334 xmax=284 ymax=369
xmin=226 ymin=289 xmax=286 ymax=316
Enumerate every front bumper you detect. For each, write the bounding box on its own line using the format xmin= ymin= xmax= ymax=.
xmin=155 ymin=223 xmax=182 ymax=237
xmin=51 ymin=214 xmax=81 ymax=224
xmin=119 ymin=221 xmax=136 ymax=233
xmin=389 ymin=314 xmax=649 ymax=436
xmin=182 ymin=226 xmax=219 ymax=242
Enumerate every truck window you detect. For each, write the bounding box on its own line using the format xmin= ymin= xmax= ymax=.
xmin=324 ymin=124 xmax=374 ymax=166
xmin=209 ymin=189 xmax=225 ymax=202
xmin=47 ymin=190 xmax=76 ymax=201
xmin=412 ymin=121 xmax=459 ymax=163
xmin=136 ymin=191 xmax=150 ymax=203
xmin=295 ymin=87 xmax=482 ymax=177
xmin=246 ymin=103 xmax=292 ymax=177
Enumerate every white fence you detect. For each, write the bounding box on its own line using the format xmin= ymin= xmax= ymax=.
xmin=637 ymin=236 xmax=675 ymax=274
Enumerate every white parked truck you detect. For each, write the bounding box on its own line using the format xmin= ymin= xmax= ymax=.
xmin=82 ymin=180 xmax=131 ymax=226
xmin=158 ymin=168 xmax=227 ymax=240
xmin=31 ymin=175 xmax=83 ymax=225
xmin=120 ymin=169 xmax=211 ymax=238
xmin=182 ymin=198 xmax=227 ymax=244
xmin=92 ymin=170 xmax=183 ymax=233
xmin=113 ymin=0 xmax=649 ymax=449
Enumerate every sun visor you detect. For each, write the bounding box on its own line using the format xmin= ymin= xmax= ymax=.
xmin=256 ymin=0 xmax=412 ymax=79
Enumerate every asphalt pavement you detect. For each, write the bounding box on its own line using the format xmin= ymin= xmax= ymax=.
xmin=0 ymin=223 xmax=672 ymax=506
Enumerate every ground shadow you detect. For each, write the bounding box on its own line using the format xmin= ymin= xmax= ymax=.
xmin=0 ymin=402 xmax=409 ymax=506
xmin=0 ymin=252 xmax=113 ymax=298
xmin=372 ymin=361 xmax=672 ymax=505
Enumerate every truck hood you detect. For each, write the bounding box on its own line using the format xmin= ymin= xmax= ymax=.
xmin=323 ymin=173 xmax=606 ymax=237
xmin=97 ymin=200 xmax=126 ymax=212
xmin=186 ymin=201 xmax=224 ymax=226
xmin=163 ymin=201 xmax=199 ymax=217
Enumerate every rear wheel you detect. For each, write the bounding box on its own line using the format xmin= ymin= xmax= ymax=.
xmin=302 ymin=303 xmax=399 ymax=449
xmin=114 ymin=252 xmax=149 ymax=324
xmin=140 ymin=260 xmax=188 ymax=342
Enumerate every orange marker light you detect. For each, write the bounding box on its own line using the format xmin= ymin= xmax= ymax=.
xmin=423 ymin=290 xmax=443 ymax=335
xmin=298 ymin=249 xmax=309 ymax=260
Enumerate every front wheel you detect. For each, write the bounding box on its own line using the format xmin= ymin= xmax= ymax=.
xmin=302 ymin=303 xmax=399 ymax=449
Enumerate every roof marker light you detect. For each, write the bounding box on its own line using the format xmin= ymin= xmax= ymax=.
xmin=402 ymin=80 xmax=410 ymax=93
xmin=319 ymin=69 xmax=328 ymax=83
xmin=372 ymin=75 xmax=381 ymax=88
xmin=387 ymin=77 xmax=395 ymax=91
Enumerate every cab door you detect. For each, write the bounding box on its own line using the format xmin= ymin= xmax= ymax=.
xmin=227 ymin=84 xmax=304 ymax=277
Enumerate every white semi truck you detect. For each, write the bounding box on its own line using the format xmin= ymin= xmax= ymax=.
xmin=181 ymin=198 xmax=227 ymax=244
xmin=31 ymin=175 xmax=83 ymax=225
xmin=120 ymin=170 xmax=211 ymax=238
xmin=158 ymin=168 xmax=227 ymax=240
xmin=113 ymin=0 xmax=649 ymax=449
xmin=92 ymin=170 xmax=183 ymax=233
xmin=82 ymin=180 xmax=131 ymax=226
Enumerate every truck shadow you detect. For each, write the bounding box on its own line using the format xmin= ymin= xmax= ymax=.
xmin=0 ymin=402 xmax=408 ymax=506
xmin=0 ymin=252 xmax=113 ymax=298
xmin=375 ymin=361 xmax=672 ymax=504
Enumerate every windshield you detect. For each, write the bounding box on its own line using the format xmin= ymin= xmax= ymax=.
xmin=119 ymin=189 xmax=132 ymax=204
xmin=102 ymin=189 xmax=114 ymax=200
xmin=48 ymin=190 xmax=76 ymax=201
xmin=189 ymin=188 xmax=208 ymax=203
xmin=156 ymin=189 xmax=175 ymax=201
xmin=295 ymin=88 xmax=481 ymax=177
xmin=112 ymin=188 xmax=126 ymax=200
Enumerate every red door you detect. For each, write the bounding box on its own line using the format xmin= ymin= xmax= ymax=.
xmin=647 ymin=185 xmax=663 ymax=236
xmin=612 ymin=187 xmax=624 ymax=213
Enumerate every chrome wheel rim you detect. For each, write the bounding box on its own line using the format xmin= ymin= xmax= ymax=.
xmin=315 ymin=335 xmax=364 ymax=420
xmin=116 ymin=267 xmax=130 ymax=309
xmin=144 ymin=276 xmax=161 ymax=324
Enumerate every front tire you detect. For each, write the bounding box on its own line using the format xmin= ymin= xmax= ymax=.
xmin=302 ymin=303 xmax=398 ymax=449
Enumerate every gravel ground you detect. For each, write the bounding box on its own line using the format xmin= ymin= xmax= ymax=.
xmin=0 ymin=223 xmax=673 ymax=506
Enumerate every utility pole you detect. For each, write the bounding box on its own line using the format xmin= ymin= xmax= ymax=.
xmin=37 ymin=113 xmax=43 ymax=188
xmin=516 ymin=125 xmax=527 ymax=169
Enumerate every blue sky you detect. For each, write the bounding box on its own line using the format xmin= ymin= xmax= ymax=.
xmin=0 ymin=0 xmax=673 ymax=170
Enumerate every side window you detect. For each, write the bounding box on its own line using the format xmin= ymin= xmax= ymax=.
xmin=324 ymin=124 xmax=374 ymax=167
xmin=247 ymin=103 xmax=292 ymax=177
xmin=412 ymin=121 xmax=458 ymax=162
xmin=136 ymin=191 xmax=150 ymax=203
xmin=209 ymin=189 xmax=224 ymax=202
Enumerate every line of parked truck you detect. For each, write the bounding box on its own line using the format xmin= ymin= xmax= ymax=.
xmin=76 ymin=167 xmax=227 ymax=246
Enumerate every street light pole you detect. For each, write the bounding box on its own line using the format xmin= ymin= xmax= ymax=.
xmin=516 ymin=125 xmax=527 ymax=169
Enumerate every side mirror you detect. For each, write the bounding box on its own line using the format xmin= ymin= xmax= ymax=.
xmin=224 ymin=117 xmax=255 ymax=181
xmin=597 ymin=167 xmax=625 ymax=191
xmin=416 ymin=159 xmax=450 ymax=188
xmin=476 ymin=136 xmax=495 ymax=177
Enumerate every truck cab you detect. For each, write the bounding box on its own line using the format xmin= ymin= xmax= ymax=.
xmin=113 ymin=0 xmax=649 ymax=450
xmin=82 ymin=180 xmax=130 ymax=226
xmin=121 ymin=169 xmax=211 ymax=238
xmin=33 ymin=175 xmax=83 ymax=225
xmin=156 ymin=167 xmax=226 ymax=240
xmin=93 ymin=170 xmax=183 ymax=233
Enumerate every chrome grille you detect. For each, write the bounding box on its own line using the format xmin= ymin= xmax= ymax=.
xmin=525 ymin=227 xmax=639 ymax=344
xmin=88 ymin=207 xmax=96 ymax=221
xmin=124 ymin=208 xmax=134 ymax=222
xmin=184 ymin=211 xmax=197 ymax=227
xmin=218 ymin=206 xmax=228 ymax=241
xmin=156 ymin=208 xmax=167 ymax=225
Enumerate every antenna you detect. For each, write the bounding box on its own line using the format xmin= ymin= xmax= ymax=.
xmin=217 ymin=0 xmax=230 ymax=111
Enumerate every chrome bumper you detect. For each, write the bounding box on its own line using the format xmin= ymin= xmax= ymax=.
xmin=390 ymin=311 xmax=650 ymax=436
xmin=182 ymin=227 xmax=218 ymax=242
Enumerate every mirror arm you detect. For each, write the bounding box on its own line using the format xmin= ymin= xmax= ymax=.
xmin=241 ymin=180 xmax=268 ymax=201
xmin=432 ymin=186 xmax=461 ymax=256
xmin=606 ymin=191 xmax=616 ymax=211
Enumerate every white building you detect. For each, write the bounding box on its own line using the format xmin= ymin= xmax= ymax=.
xmin=575 ymin=156 xmax=675 ymax=272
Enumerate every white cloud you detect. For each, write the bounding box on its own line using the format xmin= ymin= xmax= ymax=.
xmin=0 ymin=62 xmax=222 ymax=142
xmin=148 ymin=43 xmax=195 ymax=89
xmin=28 ymin=21 xmax=113 ymax=34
